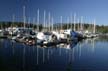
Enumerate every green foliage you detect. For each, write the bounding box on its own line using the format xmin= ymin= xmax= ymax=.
xmin=0 ymin=21 xmax=108 ymax=33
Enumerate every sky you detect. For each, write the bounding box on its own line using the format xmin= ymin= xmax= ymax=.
xmin=0 ymin=0 xmax=108 ymax=25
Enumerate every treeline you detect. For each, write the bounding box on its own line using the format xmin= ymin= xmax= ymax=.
xmin=96 ymin=25 xmax=108 ymax=33
xmin=0 ymin=21 xmax=108 ymax=33
xmin=0 ymin=21 xmax=43 ymax=30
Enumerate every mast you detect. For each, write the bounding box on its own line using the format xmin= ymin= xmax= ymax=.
xmin=51 ymin=17 xmax=54 ymax=31
xmin=74 ymin=13 xmax=76 ymax=31
xmin=80 ymin=16 xmax=83 ymax=31
xmin=71 ymin=13 xmax=73 ymax=30
xmin=43 ymin=10 xmax=46 ymax=31
xmin=23 ymin=6 xmax=26 ymax=29
xmin=60 ymin=16 xmax=63 ymax=30
xmin=27 ymin=17 xmax=30 ymax=30
xmin=67 ymin=17 xmax=69 ymax=30
xmin=37 ymin=9 xmax=39 ymax=32
xmin=11 ymin=14 xmax=15 ymax=36
xmin=12 ymin=14 xmax=15 ymax=28
xmin=55 ymin=22 xmax=57 ymax=31
xmin=33 ymin=17 xmax=35 ymax=30
xmin=93 ymin=19 xmax=96 ymax=34
xmin=45 ymin=19 xmax=48 ymax=31
xmin=77 ymin=18 xmax=80 ymax=31
xmin=48 ymin=12 xmax=51 ymax=31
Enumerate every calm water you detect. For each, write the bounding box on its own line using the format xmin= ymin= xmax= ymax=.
xmin=0 ymin=38 xmax=108 ymax=71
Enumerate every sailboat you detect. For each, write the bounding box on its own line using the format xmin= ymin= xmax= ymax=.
xmin=84 ymin=19 xmax=97 ymax=38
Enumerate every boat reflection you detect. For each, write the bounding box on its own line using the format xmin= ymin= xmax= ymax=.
xmin=1 ymin=37 xmax=108 ymax=71
xmin=35 ymin=41 xmax=78 ymax=65
xmin=84 ymin=38 xmax=96 ymax=53
xmin=76 ymin=38 xmax=97 ymax=60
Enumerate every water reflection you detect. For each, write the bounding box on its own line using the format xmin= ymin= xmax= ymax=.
xmin=72 ymin=47 xmax=75 ymax=62
xmin=43 ymin=47 xmax=46 ymax=64
xmin=23 ymin=44 xmax=25 ymax=71
xmin=91 ymin=38 xmax=95 ymax=53
xmin=36 ymin=46 xmax=39 ymax=65
xmin=75 ymin=38 xmax=95 ymax=60
xmin=79 ymin=42 xmax=82 ymax=59
xmin=0 ymin=39 xmax=79 ymax=71
xmin=85 ymin=38 xmax=96 ymax=53
xmin=1 ymin=38 xmax=108 ymax=71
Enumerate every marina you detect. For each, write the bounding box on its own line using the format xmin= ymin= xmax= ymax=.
xmin=0 ymin=26 xmax=97 ymax=46
xmin=0 ymin=6 xmax=105 ymax=71
xmin=1 ymin=0 xmax=108 ymax=71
